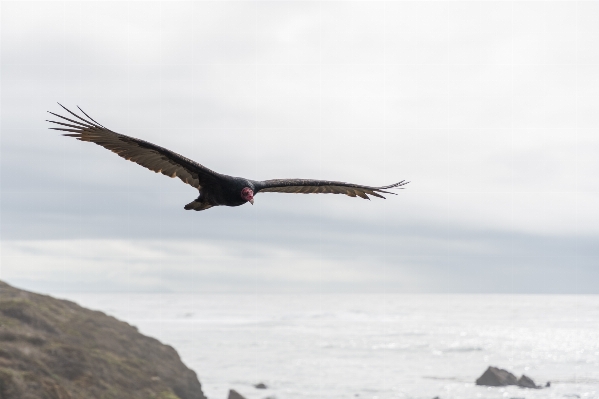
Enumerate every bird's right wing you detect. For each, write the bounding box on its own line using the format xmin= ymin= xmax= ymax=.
xmin=255 ymin=179 xmax=408 ymax=199
xmin=48 ymin=105 xmax=222 ymax=189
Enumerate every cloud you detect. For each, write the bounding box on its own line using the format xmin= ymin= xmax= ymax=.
xmin=0 ymin=239 xmax=415 ymax=293
xmin=1 ymin=1 xmax=599 ymax=293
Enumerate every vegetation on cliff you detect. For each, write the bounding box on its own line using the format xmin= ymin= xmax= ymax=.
xmin=0 ymin=281 xmax=206 ymax=399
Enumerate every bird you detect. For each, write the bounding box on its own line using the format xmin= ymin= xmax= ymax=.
xmin=48 ymin=105 xmax=409 ymax=212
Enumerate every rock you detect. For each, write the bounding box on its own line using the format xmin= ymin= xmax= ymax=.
xmin=255 ymin=382 xmax=268 ymax=389
xmin=517 ymin=375 xmax=539 ymax=389
xmin=228 ymin=389 xmax=247 ymax=399
xmin=476 ymin=366 xmax=544 ymax=390
xmin=476 ymin=366 xmax=518 ymax=386
xmin=0 ymin=280 xmax=206 ymax=399
xmin=545 ymin=381 xmax=551 ymax=387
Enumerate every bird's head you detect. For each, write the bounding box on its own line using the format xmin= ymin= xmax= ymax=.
xmin=241 ymin=187 xmax=254 ymax=205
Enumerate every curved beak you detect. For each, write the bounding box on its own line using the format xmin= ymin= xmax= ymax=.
xmin=249 ymin=199 xmax=254 ymax=205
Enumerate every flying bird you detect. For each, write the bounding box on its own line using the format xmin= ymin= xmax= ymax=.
xmin=48 ymin=105 xmax=408 ymax=212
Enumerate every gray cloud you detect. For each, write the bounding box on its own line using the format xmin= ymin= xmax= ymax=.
xmin=2 ymin=1 xmax=598 ymax=293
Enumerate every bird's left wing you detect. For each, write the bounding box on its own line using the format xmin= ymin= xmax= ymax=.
xmin=47 ymin=104 xmax=222 ymax=189
xmin=255 ymin=179 xmax=408 ymax=199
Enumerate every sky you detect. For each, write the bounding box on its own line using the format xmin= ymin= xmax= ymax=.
xmin=1 ymin=1 xmax=598 ymax=294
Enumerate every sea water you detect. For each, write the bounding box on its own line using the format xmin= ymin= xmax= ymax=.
xmin=53 ymin=293 xmax=599 ymax=399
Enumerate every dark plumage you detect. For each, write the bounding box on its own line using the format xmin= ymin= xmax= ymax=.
xmin=48 ymin=105 xmax=408 ymax=211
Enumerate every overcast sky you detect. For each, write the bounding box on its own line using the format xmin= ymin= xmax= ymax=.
xmin=1 ymin=1 xmax=598 ymax=294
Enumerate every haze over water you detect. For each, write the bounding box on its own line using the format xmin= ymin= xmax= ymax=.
xmin=55 ymin=293 xmax=599 ymax=399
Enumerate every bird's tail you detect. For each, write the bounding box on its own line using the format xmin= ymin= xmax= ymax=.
xmin=184 ymin=199 xmax=213 ymax=212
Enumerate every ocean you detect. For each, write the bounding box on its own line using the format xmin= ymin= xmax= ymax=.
xmin=53 ymin=293 xmax=599 ymax=399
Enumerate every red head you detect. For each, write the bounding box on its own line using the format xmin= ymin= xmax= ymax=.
xmin=241 ymin=187 xmax=254 ymax=204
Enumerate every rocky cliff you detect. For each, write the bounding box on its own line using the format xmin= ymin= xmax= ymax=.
xmin=0 ymin=280 xmax=206 ymax=399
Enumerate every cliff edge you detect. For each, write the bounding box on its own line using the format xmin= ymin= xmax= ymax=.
xmin=0 ymin=280 xmax=206 ymax=399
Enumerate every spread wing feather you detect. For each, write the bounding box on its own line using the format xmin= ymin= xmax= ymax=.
xmin=255 ymin=179 xmax=408 ymax=200
xmin=47 ymin=104 xmax=221 ymax=189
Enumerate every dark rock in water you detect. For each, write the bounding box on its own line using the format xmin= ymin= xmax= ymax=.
xmin=545 ymin=381 xmax=551 ymax=387
xmin=476 ymin=366 xmax=544 ymax=390
xmin=0 ymin=280 xmax=206 ymax=399
xmin=517 ymin=374 xmax=539 ymax=388
xmin=255 ymin=382 xmax=268 ymax=389
xmin=476 ymin=366 xmax=518 ymax=386
xmin=228 ymin=389 xmax=247 ymax=399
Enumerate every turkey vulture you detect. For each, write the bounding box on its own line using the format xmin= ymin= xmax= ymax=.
xmin=48 ymin=105 xmax=408 ymax=211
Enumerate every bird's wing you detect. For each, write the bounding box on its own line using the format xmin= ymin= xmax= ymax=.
xmin=47 ymin=104 xmax=222 ymax=189
xmin=255 ymin=179 xmax=408 ymax=199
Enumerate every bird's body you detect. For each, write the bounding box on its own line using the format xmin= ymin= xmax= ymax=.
xmin=186 ymin=176 xmax=255 ymax=211
xmin=48 ymin=105 xmax=408 ymax=211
